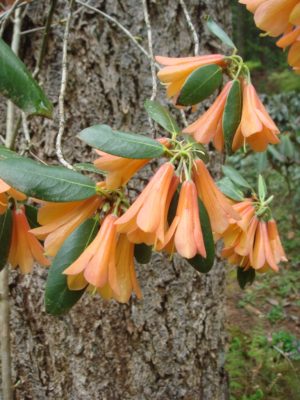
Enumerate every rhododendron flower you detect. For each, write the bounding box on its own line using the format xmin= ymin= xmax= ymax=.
xmin=276 ymin=27 xmax=300 ymax=72
xmin=0 ymin=178 xmax=26 ymax=214
xmin=192 ymin=159 xmax=240 ymax=234
xmin=184 ymin=80 xmax=280 ymax=152
xmin=115 ymin=162 xmax=178 ymax=247
xmin=94 ymin=139 xmax=169 ymax=190
xmin=159 ymin=180 xmax=206 ymax=259
xmin=31 ymin=195 xmax=103 ymax=257
xmin=234 ymin=82 xmax=280 ymax=152
xmin=220 ymin=200 xmax=287 ymax=272
xmin=9 ymin=206 xmax=49 ymax=273
xmin=183 ymin=81 xmax=233 ymax=151
xmin=156 ymin=54 xmax=226 ymax=102
xmin=287 ymin=41 xmax=300 ymax=73
xmin=98 ymin=234 xmax=142 ymax=303
xmin=239 ymin=0 xmax=265 ymax=13
xmin=64 ymin=214 xmax=119 ymax=291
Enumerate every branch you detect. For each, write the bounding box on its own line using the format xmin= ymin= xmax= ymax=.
xmin=179 ymin=0 xmax=199 ymax=56
xmin=0 ymin=0 xmax=26 ymax=37
xmin=75 ymin=0 xmax=160 ymax=69
xmin=55 ymin=0 xmax=75 ymax=170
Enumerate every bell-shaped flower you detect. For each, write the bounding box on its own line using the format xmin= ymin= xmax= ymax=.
xmin=193 ymin=159 xmax=240 ymax=234
xmin=239 ymin=0 xmax=265 ymax=13
xmin=31 ymin=195 xmax=103 ymax=257
xmin=183 ymin=81 xmax=233 ymax=151
xmin=64 ymin=214 xmax=120 ymax=292
xmin=8 ymin=206 xmax=50 ymax=273
xmin=115 ymin=162 xmax=178 ymax=246
xmin=159 ymin=180 xmax=206 ymax=259
xmin=233 ymin=81 xmax=280 ymax=152
xmin=156 ymin=54 xmax=226 ymax=102
xmin=98 ymin=234 xmax=142 ymax=303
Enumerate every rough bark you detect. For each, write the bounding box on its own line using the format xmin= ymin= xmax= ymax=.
xmin=0 ymin=0 xmax=230 ymax=398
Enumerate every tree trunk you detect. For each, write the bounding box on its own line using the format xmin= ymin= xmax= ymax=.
xmin=1 ymin=1 xmax=230 ymax=398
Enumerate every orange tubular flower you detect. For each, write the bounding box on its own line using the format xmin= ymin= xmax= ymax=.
xmin=159 ymin=180 xmax=206 ymax=259
xmin=253 ymin=0 xmax=299 ymax=37
xmin=183 ymin=81 xmax=232 ymax=151
xmin=239 ymin=0 xmax=266 ymax=13
xmin=277 ymin=27 xmax=300 ymax=73
xmin=192 ymin=159 xmax=240 ymax=234
xmin=9 ymin=206 xmax=50 ymax=273
xmin=30 ymin=195 xmax=103 ymax=257
xmin=64 ymin=214 xmax=119 ymax=290
xmin=115 ymin=162 xmax=178 ymax=247
xmin=98 ymin=234 xmax=142 ymax=303
xmin=156 ymin=54 xmax=226 ymax=102
xmin=220 ymin=200 xmax=287 ymax=273
xmin=233 ymin=81 xmax=280 ymax=152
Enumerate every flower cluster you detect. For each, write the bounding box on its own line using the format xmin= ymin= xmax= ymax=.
xmin=240 ymin=0 xmax=300 ymax=73
xmin=156 ymin=53 xmax=280 ymax=153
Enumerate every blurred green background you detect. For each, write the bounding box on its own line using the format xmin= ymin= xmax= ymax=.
xmin=226 ymin=2 xmax=300 ymax=399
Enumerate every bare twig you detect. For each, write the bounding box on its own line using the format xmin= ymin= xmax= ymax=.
xmin=0 ymin=0 xmax=25 ymax=37
xmin=33 ymin=0 xmax=58 ymax=77
xmin=55 ymin=0 xmax=75 ymax=169
xmin=21 ymin=112 xmax=30 ymax=144
xmin=75 ymin=0 xmax=160 ymax=69
xmin=179 ymin=0 xmax=199 ymax=56
xmin=1 ymin=7 xmax=22 ymax=400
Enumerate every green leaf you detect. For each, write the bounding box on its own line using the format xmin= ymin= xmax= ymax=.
xmin=206 ymin=17 xmax=237 ymax=50
xmin=74 ymin=162 xmax=107 ymax=175
xmin=0 ymin=145 xmax=22 ymax=161
xmin=45 ymin=218 xmax=99 ymax=315
xmin=237 ymin=267 xmax=256 ymax=290
xmin=258 ymin=174 xmax=267 ymax=201
xmin=24 ymin=205 xmax=39 ymax=229
xmin=281 ymin=136 xmax=294 ymax=159
xmin=223 ymin=80 xmax=242 ymax=154
xmin=222 ymin=165 xmax=251 ymax=189
xmin=217 ymin=177 xmax=245 ymax=201
xmin=134 ymin=243 xmax=152 ymax=264
xmin=78 ymin=124 xmax=165 ymax=159
xmin=0 ymin=209 xmax=12 ymax=271
xmin=186 ymin=200 xmax=215 ymax=273
xmin=0 ymin=38 xmax=53 ymax=117
xmin=177 ymin=64 xmax=223 ymax=106
xmin=144 ymin=100 xmax=180 ymax=134
xmin=0 ymin=157 xmax=97 ymax=202
xmin=268 ymin=146 xmax=285 ymax=163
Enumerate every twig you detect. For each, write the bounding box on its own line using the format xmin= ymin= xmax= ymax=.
xmin=55 ymin=0 xmax=75 ymax=170
xmin=179 ymin=0 xmax=199 ymax=56
xmin=142 ymin=0 xmax=158 ymax=137
xmin=1 ymin=7 xmax=22 ymax=400
xmin=21 ymin=112 xmax=30 ymax=144
xmin=75 ymin=0 xmax=160 ymax=68
xmin=33 ymin=0 xmax=58 ymax=78
xmin=0 ymin=0 xmax=24 ymax=37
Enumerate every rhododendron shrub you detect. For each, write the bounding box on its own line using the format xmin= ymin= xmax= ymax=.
xmin=0 ymin=17 xmax=288 ymax=316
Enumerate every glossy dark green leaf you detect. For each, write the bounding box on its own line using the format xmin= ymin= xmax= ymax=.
xmin=0 ymin=157 xmax=97 ymax=202
xmin=134 ymin=243 xmax=152 ymax=264
xmin=217 ymin=177 xmax=245 ymax=201
xmin=237 ymin=267 xmax=256 ymax=290
xmin=74 ymin=162 xmax=107 ymax=175
xmin=223 ymin=80 xmax=242 ymax=154
xmin=78 ymin=124 xmax=165 ymax=159
xmin=0 ymin=38 xmax=53 ymax=117
xmin=222 ymin=165 xmax=251 ymax=189
xmin=186 ymin=200 xmax=215 ymax=273
xmin=45 ymin=218 xmax=99 ymax=315
xmin=144 ymin=100 xmax=180 ymax=134
xmin=0 ymin=209 xmax=12 ymax=271
xmin=206 ymin=17 xmax=237 ymax=50
xmin=177 ymin=64 xmax=223 ymax=106
xmin=167 ymin=188 xmax=179 ymax=225
xmin=24 ymin=205 xmax=39 ymax=229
